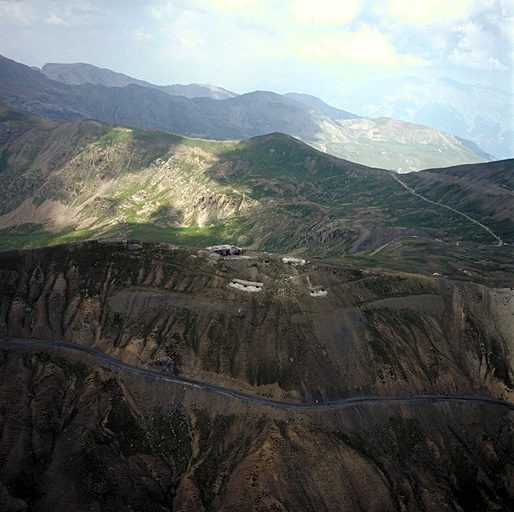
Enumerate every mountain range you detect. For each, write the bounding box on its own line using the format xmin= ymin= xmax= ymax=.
xmin=342 ymin=76 xmax=514 ymax=160
xmin=42 ymin=61 xmax=237 ymax=100
xmin=0 ymin=55 xmax=490 ymax=172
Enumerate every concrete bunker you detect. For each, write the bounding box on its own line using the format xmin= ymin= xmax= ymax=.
xmin=282 ymin=257 xmax=307 ymax=265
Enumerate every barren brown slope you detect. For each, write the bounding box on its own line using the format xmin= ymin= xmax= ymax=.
xmin=0 ymin=312 xmax=513 ymax=511
xmin=0 ymin=241 xmax=512 ymax=403
xmin=0 ymin=241 xmax=513 ymax=511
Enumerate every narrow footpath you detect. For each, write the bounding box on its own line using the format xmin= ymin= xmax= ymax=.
xmin=393 ymin=174 xmax=504 ymax=246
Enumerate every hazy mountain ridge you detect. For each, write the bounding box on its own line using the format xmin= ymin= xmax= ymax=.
xmin=343 ymin=76 xmax=514 ymax=160
xmin=284 ymin=92 xmax=360 ymax=121
xmin=42 ymin=62 xmax=238 ymax=100
xmin=0 ymin=55 xmax=488 ymax=172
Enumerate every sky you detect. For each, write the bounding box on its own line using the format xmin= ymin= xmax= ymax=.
xmin=0 ymin=0 xmax=512 ymax=106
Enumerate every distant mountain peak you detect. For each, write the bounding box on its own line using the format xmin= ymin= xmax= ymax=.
xmin=284 ymin=92 xmax=360 ymax=121
xmin=42 ymin=61 xmax=238 ymax=99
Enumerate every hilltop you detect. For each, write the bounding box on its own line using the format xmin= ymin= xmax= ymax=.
xmin=1 ymin=240 xmax=512 ymax=401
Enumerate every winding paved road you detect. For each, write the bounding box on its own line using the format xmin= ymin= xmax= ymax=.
xmin=2 ymin=337 xmax=514 ymax=412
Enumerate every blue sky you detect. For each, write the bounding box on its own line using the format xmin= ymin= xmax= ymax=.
xmin=1 ymin=0 xmax=512 ymax=105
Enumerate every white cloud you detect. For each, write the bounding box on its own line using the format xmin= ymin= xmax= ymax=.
xmin=449 ymin=21 xmax=508 ymax=71
xmin=251 ymin=41 xmax=286 ymax=60
xmin=291 ymin=0 xmax=359 ymax=24
xmin=134 ymin=29 xmax=153 ymax=42
xmin=0 ymin=0 xmax=105 ymax=28
xmin=209 ymin=0 xmax=263 ymax=10
xmin=176 ymin=29 xmax=204 ymax=50
xmin=402 ymin=54 xmax=430 ymax=66
xmin=481 ymin=0 xmax=514 ymax=45
xmin=0 ymin=0 xmax=35 ymax=25
xmin=298 ymin=29 xmax=402 ymax=67
xmin=380 ymin=0 xmax=513 ymax=76
xmin=372 ymin=2 xmax=387 ymax=16
xmin=155 ymin=10 xmax=208 ymax=64
xmin=389 ymin=0 xmax=471 ymax=24
xmin=45 ymin=12 xmax=68 ymax=26
xmin=449 ymin=48 xmax=507 ymax=71
xmin=147 ymin=5 xmax=164 ymax=21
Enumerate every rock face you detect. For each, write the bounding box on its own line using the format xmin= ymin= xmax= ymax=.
xmin=0 ymin=242 xmax=513 ymax=511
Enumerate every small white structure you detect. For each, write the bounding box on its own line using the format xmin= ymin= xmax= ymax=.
xmin=229 ymin=278 xmax=263 ymax=292
xmin=310 ymin=289 xmax=328 ymax=297
xmin=282 ymin=257 xmax=306 ymax=265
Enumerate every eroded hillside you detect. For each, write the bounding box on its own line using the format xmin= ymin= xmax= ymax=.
xmin=1 ymin=241 xmax=512 ymax=402
xmin=0 ymin=241 xmax=513 ymax=511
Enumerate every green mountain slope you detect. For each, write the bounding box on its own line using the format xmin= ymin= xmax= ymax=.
xmin=401 ymin=159 xmax=514 ymax=242
xmin=0 ymin=104 xmax=512 ymax=284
